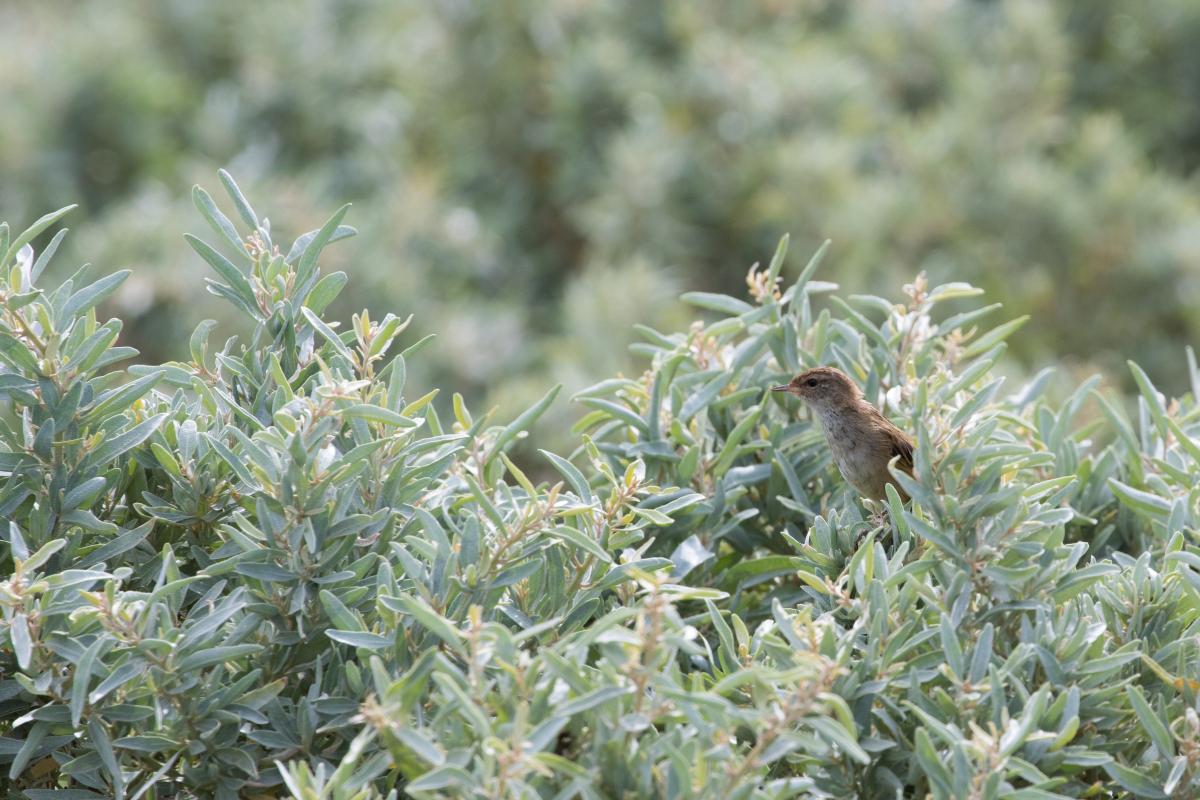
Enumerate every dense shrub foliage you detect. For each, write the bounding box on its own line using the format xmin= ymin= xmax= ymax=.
xmin=2 ymin=180 xmax=1200 ymax=798
xmin=3 ymin=0 xmax=1200 ymax=419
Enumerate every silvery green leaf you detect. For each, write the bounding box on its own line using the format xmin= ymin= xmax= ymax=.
xmin=10 ymin=614 xmax=32 ymax=671
xmin=669 ymin=535 xmax=713 ymax=579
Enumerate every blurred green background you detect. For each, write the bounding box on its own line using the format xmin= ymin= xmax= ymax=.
xmin=3 ymin=0 xmax=1199 ymax=438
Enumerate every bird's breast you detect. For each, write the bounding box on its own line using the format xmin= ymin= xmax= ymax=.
xmin=816 ymin=409 xmax=887 ymax=497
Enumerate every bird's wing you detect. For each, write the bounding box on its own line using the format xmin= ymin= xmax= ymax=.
xmin=871 ymin=408 xmax=914 ymax=474
xmin=889 ymin=427 xmax=914 ymax=474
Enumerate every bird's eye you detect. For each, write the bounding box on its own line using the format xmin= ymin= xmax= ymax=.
xmin=806 ymin=378 xmax=818 ymax=387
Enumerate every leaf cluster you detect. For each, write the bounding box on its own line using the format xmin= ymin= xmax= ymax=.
xmin=1 ymin=179 xmax=1199 ymax=799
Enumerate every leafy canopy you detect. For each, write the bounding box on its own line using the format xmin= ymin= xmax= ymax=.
xmin=0 ymin=177 xmax=1198 ymax=798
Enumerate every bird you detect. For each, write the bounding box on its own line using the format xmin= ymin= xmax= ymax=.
xmin=772 ymin=366 xmax=914 ymax=502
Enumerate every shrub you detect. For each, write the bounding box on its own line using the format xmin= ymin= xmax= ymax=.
xmin=571 ymin=245 xmax=1200 ymax=798
xmin=1 ymin=178 xmax=1199 ymax=798
xmin=0 ymin=178 xmax=551 ymax=797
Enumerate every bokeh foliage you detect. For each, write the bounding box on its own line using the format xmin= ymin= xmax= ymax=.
xmin=2 ymin=179 xmax=1200 ymax=797
xmin=1 ymin=0 xmax=1199 ymax=429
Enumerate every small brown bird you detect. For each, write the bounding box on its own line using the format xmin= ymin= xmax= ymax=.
xmin=772 ymin=367 xmax=914 ymax=502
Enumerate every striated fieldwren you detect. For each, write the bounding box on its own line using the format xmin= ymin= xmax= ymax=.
xmin=772 ymin=366 xmax=914 ymax=502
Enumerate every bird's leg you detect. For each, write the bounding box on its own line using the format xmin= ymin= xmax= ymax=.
xmin=848 ymin=499 xmax=889 ymax=551
xmin=862 ymin=498 xmax=889 ymax=529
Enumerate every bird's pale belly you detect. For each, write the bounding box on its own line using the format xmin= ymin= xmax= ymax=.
xmin=833 ymin=450 xmax=877 ymax=495
xmin=828 ymin=436 xmax=888 ymax=499
xmin=816 ymin=411 xmax=891 ymax=499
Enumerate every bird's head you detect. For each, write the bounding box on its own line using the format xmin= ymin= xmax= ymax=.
xmin=772 ymin=366 xmax=861 ymax=411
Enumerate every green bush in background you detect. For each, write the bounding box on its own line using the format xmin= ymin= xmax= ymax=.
xmin=2 ymin=0 xmax=1199 ymax=436
xmin=3 ymin=178 xmax=1200 ymax=797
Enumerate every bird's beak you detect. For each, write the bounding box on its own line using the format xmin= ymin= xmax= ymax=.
xmin=771 ymin=384 xmax=791 ymax=393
